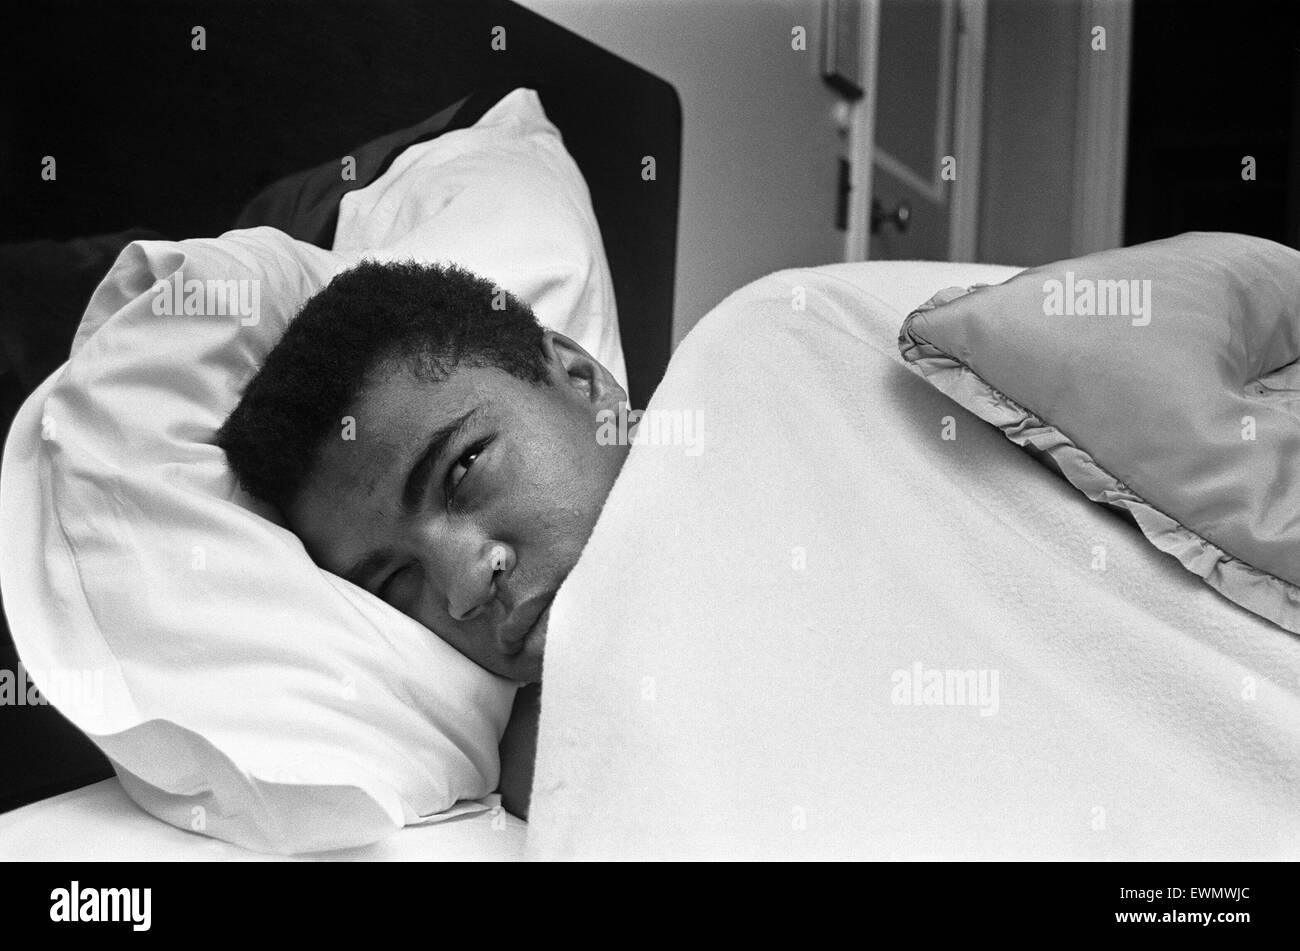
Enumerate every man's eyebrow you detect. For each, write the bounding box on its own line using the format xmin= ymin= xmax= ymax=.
xmin=401 ymin=407 xmax=481 ymax=513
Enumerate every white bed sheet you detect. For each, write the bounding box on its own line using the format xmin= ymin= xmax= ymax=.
xmin=0 ymin=779 xmax=526 ymax=861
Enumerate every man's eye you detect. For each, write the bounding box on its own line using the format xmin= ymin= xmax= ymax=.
xmin=446 ymin=444 xmax=484 ymax=496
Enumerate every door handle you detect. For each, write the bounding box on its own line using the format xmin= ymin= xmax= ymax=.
xmin=871 ymin=198 xmax=912 ymax=235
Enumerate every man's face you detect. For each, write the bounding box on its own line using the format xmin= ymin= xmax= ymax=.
xmin=285 ymin=332 xmax=629 ymax=684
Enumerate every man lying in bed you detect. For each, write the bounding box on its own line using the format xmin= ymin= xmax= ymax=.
xmin=216 ymin=260 xmax=634 ymax=820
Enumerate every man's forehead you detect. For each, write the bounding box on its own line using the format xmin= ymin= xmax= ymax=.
xmin=323 ymin=368 xmax=479 ymax=492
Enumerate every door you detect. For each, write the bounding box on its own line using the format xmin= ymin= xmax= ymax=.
xmin=864 ymin=0 xmax=985 ymax=261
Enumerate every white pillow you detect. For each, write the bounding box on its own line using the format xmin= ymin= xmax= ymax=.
xmin=333 ymin=87 xmax=627 ymax=389
xmin=0 ymin=230 xmax=514 ymax=854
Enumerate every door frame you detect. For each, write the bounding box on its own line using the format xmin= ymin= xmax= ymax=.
xmin=947 ymin=0 xmax=986 ymax=261
xmin=1069 ymin=0 xmax=1133 ymax=255
xmin=843 ymin=0 xmax=880 ymax=262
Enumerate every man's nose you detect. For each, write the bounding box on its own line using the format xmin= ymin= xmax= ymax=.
xmin=446 ymin=541 xmax=515 ymax=622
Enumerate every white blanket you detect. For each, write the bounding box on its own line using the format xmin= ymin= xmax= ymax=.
xmin=526 ymin=262 xmax=1300 ymax=860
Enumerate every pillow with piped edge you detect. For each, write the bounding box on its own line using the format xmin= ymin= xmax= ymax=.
xmin=898 ymin=231 xmax=1300 ymax=636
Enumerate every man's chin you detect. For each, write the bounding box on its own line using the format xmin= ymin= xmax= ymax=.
xmin=493 ymin=630 xmax=545 ymax=684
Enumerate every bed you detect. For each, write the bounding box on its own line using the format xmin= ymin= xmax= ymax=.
xmin=8 ymin=226 xmax=1298 ymax=862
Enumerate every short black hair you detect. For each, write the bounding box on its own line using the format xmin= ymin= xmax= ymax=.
xmin=216 ymin=259 xmax=549 ymax=510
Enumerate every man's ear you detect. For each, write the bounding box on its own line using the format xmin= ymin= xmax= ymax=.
xmin=541 ymin=331 xmax=627 ymax=412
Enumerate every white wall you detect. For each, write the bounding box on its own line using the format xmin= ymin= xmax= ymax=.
xmin=518 ymin=0 xmax=851 ymax=344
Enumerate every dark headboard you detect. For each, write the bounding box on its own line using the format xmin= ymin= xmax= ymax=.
xmin=0 ymin=0 xmax=680 ymax=813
